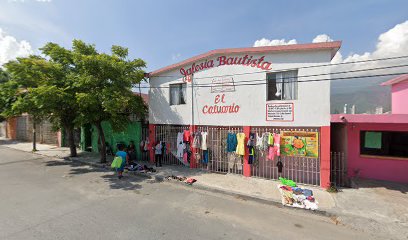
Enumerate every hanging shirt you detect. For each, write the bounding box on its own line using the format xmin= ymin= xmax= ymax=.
xmin=183 ymin=130 xmax=191 ymax=142
xmin=177 ymin=132 xmax=184 ymax=158
xmin=256 ymin=133 xmax=263 ymax=150
xmin=192 ymin=132 xmax=201 ymax=148
xmin=262 ymin=133 xmax=269 ymax=151
xmin=201 ymin=132 xmax=208 ymax=150
xmin=248 ymin=145 xmax=255 ymax=164
xmin=247 ymin=133 xmax=256 ymax=147
xmin=274 ymin=133 xmax=281 ymax=156
xmin=227 ymin=133 xmax=238 ymax=152
xmin=268 ymin=133 xmax=274 ymax=145
xmin=235 ymin=133 xmax=246 ymax=156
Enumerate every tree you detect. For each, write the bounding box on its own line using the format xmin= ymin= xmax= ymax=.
xmin=4 ymin=53 xmax=79 ymax=156
xmin=72 ymin=40 xmax=147 ymax=163
xmin=3 ymin=56 xmax=48 ymax=151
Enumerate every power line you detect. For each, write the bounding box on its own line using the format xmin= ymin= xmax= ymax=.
xmin=194 ymin=63 xmax=408 ymax=87
xmin=148 ymin=54 xmax=408 ymax=80
xmin=140 ymin=71 xmax=408 ymax=89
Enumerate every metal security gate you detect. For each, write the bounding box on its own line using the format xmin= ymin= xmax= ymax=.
xmin=141 ymin=124 xmax=149 ymax=161
xmin=251 ymin=127 xmax=321 ymax=186
xmin=16 ymin=116 xmax=28 ymax=141
xmin=331 ymin=152 xmax=348 ymax=187
xmin=196 ymin=126 xmax=243 ymax=175
xmin=155 ymin=125 xmax=189 ymax=166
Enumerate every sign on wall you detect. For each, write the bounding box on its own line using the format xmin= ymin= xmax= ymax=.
xmin=211 ymin=77 xmax=235 ymax=93
xmin=280 ymin=131 xmax=319 ymax=158
xmin=266 ymin=103 xmax=294 ymax=121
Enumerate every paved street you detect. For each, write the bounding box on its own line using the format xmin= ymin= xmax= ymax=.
xmin=0 ymin=146 xmax=378 ymax=240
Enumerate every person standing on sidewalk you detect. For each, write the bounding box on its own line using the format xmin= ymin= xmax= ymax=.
xmin=115 ymin=145 xmax=128 ymax=179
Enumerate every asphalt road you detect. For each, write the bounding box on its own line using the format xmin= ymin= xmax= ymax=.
xmin=0 ymin=146 xmax=378 ymax=240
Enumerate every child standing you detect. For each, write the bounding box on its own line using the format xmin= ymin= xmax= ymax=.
xmin=154 ymin=141 xmax=163 ymax=167
xmin=115 ymin=145 xmax=128 ymax=179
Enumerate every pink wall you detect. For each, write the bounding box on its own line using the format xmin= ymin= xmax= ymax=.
xmin=392 ymin=81 xmax=408 ymax=114
xmin=346 ymin=123 xmax=408 ymax=183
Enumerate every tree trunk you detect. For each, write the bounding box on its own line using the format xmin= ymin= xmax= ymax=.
xmin=32 ymin=121 xmax=37 ymax=152
xmin=66 ymin=126 xmax=77 ymax=157
xmin=95 ymin=121 xmax=107 ymax=163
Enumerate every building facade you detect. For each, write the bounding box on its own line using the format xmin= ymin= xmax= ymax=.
xmin=148 ymin=42 xmax=341 ymax=188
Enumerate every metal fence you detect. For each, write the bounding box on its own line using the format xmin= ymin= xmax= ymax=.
xmin=196 ymin=126 xmax=243 ymax=175
xmin=155 ymin=125 xmax=190 ymax=166
xmin=331 ymin=151 xmax=348 ymax=187
xmin=251 ymin=127 xmax=321 ymax=186
xmin=140 ymin=124 xmax=149 ymax=161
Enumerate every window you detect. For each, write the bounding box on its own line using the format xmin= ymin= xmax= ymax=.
xmin=170 ymin=83 xmax=186 ymax=105
xmin=360 ymin=131 xmax=408 ymax=158
xmin=267 ymin=70 xmax=298 ymax=101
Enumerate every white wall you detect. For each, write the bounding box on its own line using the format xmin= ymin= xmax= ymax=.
xmin=149 ymin=50 xmax=332 ymax=127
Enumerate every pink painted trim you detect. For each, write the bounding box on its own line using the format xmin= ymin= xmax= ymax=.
xmin=149 ymin=41 xmax=342 ymax=76
xmin=331 ymin=114 xmax=408 ymax=124
xmin=381 ymin=74 xmax=408 ymax=86
xmin=320 ymin=126 xmax=331 ymax=189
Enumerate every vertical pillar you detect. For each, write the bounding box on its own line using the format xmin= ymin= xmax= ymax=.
xmin=190 ymin=125 xmax=197 ymax=168
xmin=243 ymin=126 xmax=251 ymax=177
xmin=148 ymin=124 xmax=156 ymax=164
xmin=320 ymin=126 xmax=331 ymax=188
xmin=6 ymin=117 xmax=17 ymax=140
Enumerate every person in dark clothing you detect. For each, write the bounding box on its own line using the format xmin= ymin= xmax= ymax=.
xmin=277 ymin=158 xmax=283 ymax=175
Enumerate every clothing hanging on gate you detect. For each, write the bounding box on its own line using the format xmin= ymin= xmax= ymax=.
xmin=268 ymin=132 xmax=274 ymax=145
xmin=256 ymin=133 xmax=264 ymax=150
xmin=202 ymin=150 xmax=209 ymax=164
xmin=262 ymin=133 xmax=269 ymax=150
xmin=176 ymin=132 xmax=184 ymax=158
xmin=183 ymin=130 xmax=191 ymax=142
xmin=228 ymin=152 xmax=242 ymax=172
xmin=277 ymin=158 xmax=283 ymax=173
xmin=248 ymin=145 xmax=255 ymax=164
xmin=247 ymin=133 xmax=256 ymax=147
xmin=274 ymin=133 xmax=281 ymax=156
xmin=192 ymin=132 xmax=201 ymax=148
xmin=235 ymin=133 xmax=246 ymax=156
xmin=201 ymin=132 xmax=208 ymax=150
xmin=227 ymin=132 xmax=238 ymax=152
xmin=144 ymin=139 xmax=149 ymax=152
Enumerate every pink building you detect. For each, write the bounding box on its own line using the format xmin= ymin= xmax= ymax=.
xmin=331 ymin=74 xmax=408 ymax=184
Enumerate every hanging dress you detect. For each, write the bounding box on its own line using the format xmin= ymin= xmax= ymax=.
xmin=227 ymin=133 xmax=238 ymax=152
xmin=236 ymin=133 xmax=246 ymax=156
xmin=201 ymin=132 xmax=208 ymax=150
xmin=176 ymin=132 xmax=185 ymax=158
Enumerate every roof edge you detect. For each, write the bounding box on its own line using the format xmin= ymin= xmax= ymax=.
xmin=149 ymin=41 xmax=342 ymax=77
xmin=381 ymin=74 xmax=408 ymax=86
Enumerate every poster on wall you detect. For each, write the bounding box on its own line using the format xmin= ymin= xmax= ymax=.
xmin=280 ymin=131 xmax=319 ymax=158
xmin=266 ymin=103 xmax=294 ymax=121
xmin=211 ymin=77 xmax=235 ymax=93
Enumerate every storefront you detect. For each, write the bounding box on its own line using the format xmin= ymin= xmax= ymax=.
xmin=148 ymin=42 xmax=342 ymax=188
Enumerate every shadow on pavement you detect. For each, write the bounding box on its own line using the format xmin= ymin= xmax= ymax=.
xmin=44 ymin=159 xmax=144 ymax=191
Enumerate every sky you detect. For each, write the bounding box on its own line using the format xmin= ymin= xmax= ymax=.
xmin=0 ymin=0 xmax=407 ymax=69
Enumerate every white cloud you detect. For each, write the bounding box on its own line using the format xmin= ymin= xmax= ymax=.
xmin=253 ymin=38 xmax=297 ymax=47
xmin=312 ymin=34 xmax=334 ymax=43
xmin=0 ymin=28 xmax=33 ymax=66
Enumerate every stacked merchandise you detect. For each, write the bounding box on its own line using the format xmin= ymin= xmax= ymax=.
xmin=278 ymin=177 xmax=318 ymax=210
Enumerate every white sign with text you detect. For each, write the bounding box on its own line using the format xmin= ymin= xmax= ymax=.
xmin=266 ymin=103 xmax=294 ymax=121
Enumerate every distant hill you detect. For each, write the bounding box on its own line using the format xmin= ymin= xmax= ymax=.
xmin=331 ymin=78 xmax=391 ymax=114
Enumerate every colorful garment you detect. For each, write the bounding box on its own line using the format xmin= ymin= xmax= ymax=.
xmin=192 ymin=132 xmax=201 ymax=148
xmin=202 ymin=150 xmax=209 ymax=164
xmin=115 ymin=151 xmax=127 ymax=171
xmin=228 ymin=152 xmax=242 ymax=171
xmin=248 ymin=145 xmax=255 ymax=164
xmin=176 ymin=132 xmax=184 ymax=158
xmin=235 ymin=133 xmax=246 ymax=156
xmin=274 ymin=133 xmax=281 ymax=156
xmin=183 ymin=130 xmax=191 ymax=142
xmin=268 ymin=132 xmax=274 ymax=145
xmin=201 ymin=132 xmax=208 ymax=150
xmin=227 ymin=133 xmax=238 ymax=152
xmin=247 ymin=133 xmax=256 ymax=147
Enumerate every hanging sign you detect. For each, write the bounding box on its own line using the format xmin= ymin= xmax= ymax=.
xmin=280 ymin=131 xmax=319 ymax=158
xmin=211 ymin=77 xmax=235 ymax=93
xmin=266 ymin=103 xmax=294 ymax=121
